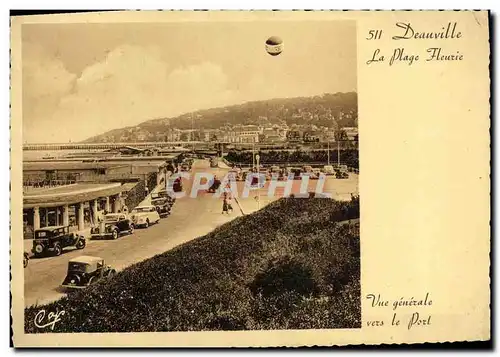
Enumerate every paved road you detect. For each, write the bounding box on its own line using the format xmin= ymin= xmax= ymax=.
xmin=24 ymin=159 xmax=358 ymax=307
xmin=23 ymin=160 xmax=242 ymax=307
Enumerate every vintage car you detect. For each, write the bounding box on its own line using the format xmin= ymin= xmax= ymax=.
xmin=151 ymin=190 xmax=164 ymax=200
xmin=302 ymin=165 xmax=313 ymax=173
xmin=208 ymin=178 xmax=222 ymax=193
xmin=130 ymin=205 xmax=161 ymax=228
xmin=299 ymin=171 xmax=318 ymax=180
xmin=152 ymin=189 xmax=176 ymax=202
xmin=322 ymin=165 xmax=335 ymax=175
xmin=91 ymin=213 xmax=134 ymax=240
xmin=336 ymin=171 xmax=349 ymax=179
xmin=269 ymin=166 xmax=281 ymax=175
xmin=32 ymin=226 xmax=86 ymax=258
xmin=23 ymin=252 xmax=29 ymax=268
xmin=61 ymin=256 xmax=116 ymax=290
xmin=151 ymin=197 xmax=172 ymax=217
xmin=291 ymin=168 xmax=303 ymax=180
xmin=173 ymin=177 xmax=183 ymax=192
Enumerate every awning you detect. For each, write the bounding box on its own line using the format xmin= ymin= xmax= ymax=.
xmin=23 ymin=183 xmax=139 ymax=209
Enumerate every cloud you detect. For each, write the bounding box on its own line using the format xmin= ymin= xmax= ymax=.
xmin=22 ymin=41 xmax=349 ymax=143
xmin=22 ymin=43 xmax=77 ymax=142
xmin=23 ymin=44 xmax=240 ymax=142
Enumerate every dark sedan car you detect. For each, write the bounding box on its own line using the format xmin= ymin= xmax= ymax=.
xmin=91 ymin=213 xmax=134 ymax=240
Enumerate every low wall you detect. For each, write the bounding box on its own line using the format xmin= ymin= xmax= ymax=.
xmin=124 ymin=181 xmax=147 ymax=211
xmin=146 ymin=172 xmax=158 ymax=192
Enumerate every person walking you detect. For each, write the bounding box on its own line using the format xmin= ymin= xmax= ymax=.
xmin=226 ymin=196 xmax=233 ymax=214
xmin=222 ymin=198 xmax=229 ymax=214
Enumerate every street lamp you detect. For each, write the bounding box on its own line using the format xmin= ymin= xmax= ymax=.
xmin=256 ymin=154 xmax=260 ymax=210
xmin=191 ymin=113 xmax=195 ymax=153
xmin=337 ymin=140 xmax=340 ymax=167
xmin=252 ymin=142 xmax=255 ymax=170
xmin=327 ymin=140 xmax=330 ymax=165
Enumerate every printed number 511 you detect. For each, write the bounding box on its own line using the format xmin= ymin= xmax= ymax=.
xmin=366 ymin=30 xmax=383 ymax=40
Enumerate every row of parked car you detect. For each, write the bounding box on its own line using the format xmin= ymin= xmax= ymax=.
xmin=24 ymin=190 xmax=178 ymax=291
xmin=24 ymin=190 xmax=176 ymax=265
xmin=227 ymin=164 xmax=351 ymax=182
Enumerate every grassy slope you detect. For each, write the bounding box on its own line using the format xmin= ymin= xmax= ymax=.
xmin=25 ymin=197 xmax=360 ymax=332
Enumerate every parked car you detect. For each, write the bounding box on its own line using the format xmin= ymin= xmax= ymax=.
xmin=323 ymin=165 xmax=335 ymax=175
xmin=292 ymin=168 xmax=303 ymax=180
xmin=152 ymin=189 xmax=174 ymax=200
xmin=23 ymin=252 xmax=29 ymax=268
xmin=151 ymin=197 xmax=172 ymax=217
xmin=130 ymin=205 xmax=160 ymax=228
xmin=91 ymin=213 xmax=134 ymax=240
xmin=302 ymin=171 xmax=319 ymax=180
xmin=61 ymin=256 xmax=116 ymax=291
xmin=270 ymin=165 xmax=281 ymax=174
xmin=173 ymin=177 xmax=183 ymax=193
xmin=302 ymin=165 xmax=314 ymax=173
xmin=336 ymin=171 xmax=349 ymax=179
xmin=313 ymin=168 xmax=322 ymax=176
xmin=32 ymin=226 xmax=86 ymax=258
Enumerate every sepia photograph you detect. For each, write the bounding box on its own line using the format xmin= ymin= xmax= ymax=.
xmin=19 ymin=17 xmax=360 ymax=333
xmin=10 ymin=10 xmax=490 ymax=348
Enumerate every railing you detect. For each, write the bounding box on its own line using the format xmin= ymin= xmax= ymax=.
xmin=23 ymin=180 xmax=77 ymax=193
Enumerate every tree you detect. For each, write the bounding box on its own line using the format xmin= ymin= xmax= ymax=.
xmin=180 ymin=133 xmax=189 ymax=141
xmin=192 ymin=131 xmax=202 ymax=141
xmin=335 ymin=129 xmax=348 ymax=142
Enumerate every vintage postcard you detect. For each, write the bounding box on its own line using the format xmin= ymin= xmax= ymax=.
xmin=10 ymin=10 xmax=490 ymax=347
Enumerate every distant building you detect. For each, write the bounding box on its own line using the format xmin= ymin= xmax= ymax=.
xmin=233 ymin=125 xmax=260 ymax=143
xmin=303 ymin=131 xmax=320 ymax=143
xmin=286 ymin=130 xmax=302 ymax=143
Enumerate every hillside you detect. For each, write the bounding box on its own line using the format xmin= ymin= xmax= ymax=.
xmin=25 ymin=196 xmax=360 ymax=333
xmin=83 ymin=92 xmax=357 ymax=143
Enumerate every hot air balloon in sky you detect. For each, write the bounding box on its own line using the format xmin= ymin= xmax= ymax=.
xmin=265 ymin=36 xmax=283 ymax=56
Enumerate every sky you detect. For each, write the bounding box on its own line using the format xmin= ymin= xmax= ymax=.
xmin=21 ymin=20 xmax=357 ymax=143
